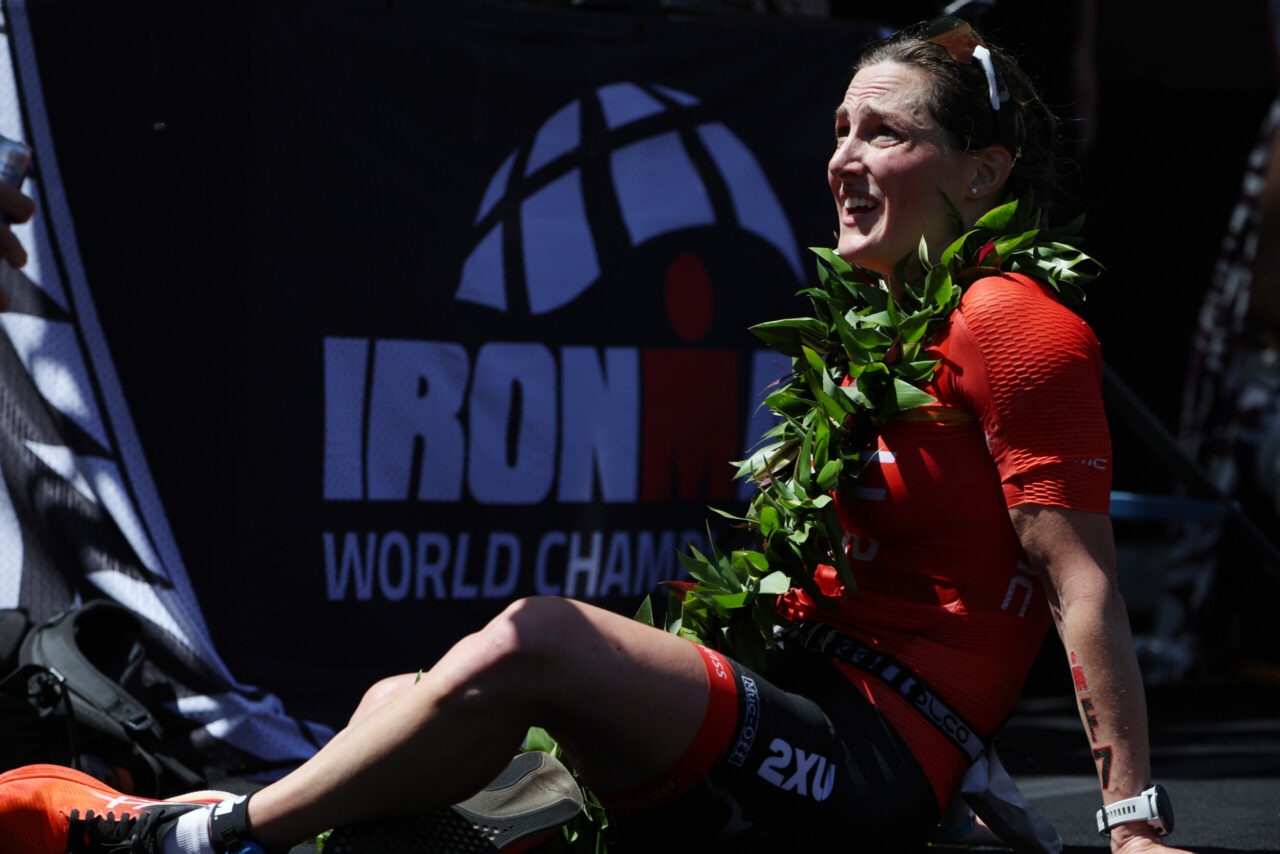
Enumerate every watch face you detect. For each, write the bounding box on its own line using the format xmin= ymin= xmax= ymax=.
xmin=1154 ymin=784 xmax=1175 ymax=834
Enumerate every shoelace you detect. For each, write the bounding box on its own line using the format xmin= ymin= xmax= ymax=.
xmin=66 ymin=808 xmax=160 ymax=854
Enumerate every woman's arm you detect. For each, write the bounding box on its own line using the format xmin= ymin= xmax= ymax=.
xmin=1009 ymin=503 xmax=1191 ymax=854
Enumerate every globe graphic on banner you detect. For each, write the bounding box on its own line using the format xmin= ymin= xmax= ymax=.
xmin=453 ymin=81 xmax=803 ymax=316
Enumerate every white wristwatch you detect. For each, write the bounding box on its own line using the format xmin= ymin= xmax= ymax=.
xmin=1095 ymin=784 xmax=1174 ymax=836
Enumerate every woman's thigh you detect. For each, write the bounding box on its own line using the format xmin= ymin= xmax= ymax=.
xmin=339 ymin=596 xmax=715 ymax=794
xmin=611 ymin=645 xmax=940 ymax=851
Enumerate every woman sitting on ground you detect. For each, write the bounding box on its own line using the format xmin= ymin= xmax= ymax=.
xmin=3 ymin=17 xmax=1189 ymax=854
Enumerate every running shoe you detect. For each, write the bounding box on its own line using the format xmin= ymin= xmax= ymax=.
xmin=324 ymin=751 xmax=584 ymax=854
xmin=0 ymin=763 xmax=226 ymax=854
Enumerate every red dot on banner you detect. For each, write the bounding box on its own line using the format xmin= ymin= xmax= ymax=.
xmin=665 ymin=253 xmax=712 ymax=342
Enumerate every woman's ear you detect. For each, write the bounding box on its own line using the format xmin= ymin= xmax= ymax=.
xmin=966 ymin=144 xmax=1014 ymax=200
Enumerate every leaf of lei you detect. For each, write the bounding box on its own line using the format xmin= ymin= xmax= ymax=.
xmin=660 ymin=191 xmax=1102 ymax=668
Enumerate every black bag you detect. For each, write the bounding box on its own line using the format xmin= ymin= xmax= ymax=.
xmin=0 ymin=608 xmax=68 ymax=772
xmin=0 ymin=600 xmax=206 ymax=796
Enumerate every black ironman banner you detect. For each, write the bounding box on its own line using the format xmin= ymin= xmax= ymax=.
xmin=19 ymin=0 xmax=886 ymax=726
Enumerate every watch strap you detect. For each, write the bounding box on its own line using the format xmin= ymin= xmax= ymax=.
xmin=1095 ymin=785 xmax=1171 ymax=836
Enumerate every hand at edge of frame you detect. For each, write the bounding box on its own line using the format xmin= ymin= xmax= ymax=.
xmin=0 ymin=182 xmax=36 ymax=311
xmin=1110 ymin=824 xmax=1195 ymax=854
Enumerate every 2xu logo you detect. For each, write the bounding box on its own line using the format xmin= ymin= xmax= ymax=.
xmin=756 ymin=737 xmax=835 ymax=802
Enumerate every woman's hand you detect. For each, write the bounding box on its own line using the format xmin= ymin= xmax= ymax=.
xmin=1110 ymin=826 xmax=1194 ymax=854
xmin=0 ymin=181 xmax=36 ymax=311
xmin=0 ymin=180 xmax=35 ymax=270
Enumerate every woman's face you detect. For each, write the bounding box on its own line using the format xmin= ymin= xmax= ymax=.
xmin=828 ymin=61 xmax=977 ymax=277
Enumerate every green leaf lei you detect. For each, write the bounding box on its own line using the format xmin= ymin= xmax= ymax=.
xmin=522 ymin=194 xmax=1102 ymax=854
xmin=653 ymin=192 xmax=1102 ymax=672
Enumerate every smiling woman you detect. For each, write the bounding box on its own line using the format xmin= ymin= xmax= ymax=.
xmin=830 ymin=19 xmax=1056 ymax=281
xmin=829 ymin=61 xmax=997 ymax=276
xmin=0 ymin=17 xmax=1193 ymax=854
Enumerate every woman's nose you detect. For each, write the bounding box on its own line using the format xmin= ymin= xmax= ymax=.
xmin=830 ymin=137 xmax=862 ymax=174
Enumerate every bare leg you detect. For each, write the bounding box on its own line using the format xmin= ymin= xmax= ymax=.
xmin=245 ymin=596 xmax=709 ymax=850
xmin=345 ymin=674 xmax=418 ymax=727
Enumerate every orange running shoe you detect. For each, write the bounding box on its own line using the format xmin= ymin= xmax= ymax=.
xmin=0 ymin=763 xmax=223 ymax=854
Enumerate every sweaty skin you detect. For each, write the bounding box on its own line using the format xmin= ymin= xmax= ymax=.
xmin=828 ymin=62 xmax=1008 ymax=280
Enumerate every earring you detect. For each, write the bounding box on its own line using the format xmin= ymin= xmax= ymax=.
xmin=968 ymin=187 xmax=979 ymax=196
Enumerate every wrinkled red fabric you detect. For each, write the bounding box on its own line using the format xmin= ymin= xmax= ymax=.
xmin=778 ymin=273 xmax=1112 ymax=804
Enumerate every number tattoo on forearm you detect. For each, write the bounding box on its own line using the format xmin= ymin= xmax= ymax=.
xmin=1072 ymin=650 xmax=1113 ymax=789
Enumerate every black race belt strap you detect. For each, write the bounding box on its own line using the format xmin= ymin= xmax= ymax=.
xmin=783 ymin=621 xmax=986 ymax=763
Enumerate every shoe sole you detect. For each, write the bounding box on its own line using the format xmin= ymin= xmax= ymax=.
xmin=325 ymin=751 xmax=583 ymax=854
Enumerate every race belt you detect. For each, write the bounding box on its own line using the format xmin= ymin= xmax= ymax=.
xmin=782 ymin=621 xmax=986 ymax=763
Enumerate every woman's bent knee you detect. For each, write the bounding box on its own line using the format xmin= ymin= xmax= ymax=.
xmin=428 ymin=598 xmax=572 ymax=701
xmin=488 ymin=596 xmax=589 ymax=656
xmin=487 ymin=597 xmax=574 ymax=662
xmin=452 ymin=597 xmax=606 ymax=704
xmin=348 ymin=673 xmax=418 ymax=725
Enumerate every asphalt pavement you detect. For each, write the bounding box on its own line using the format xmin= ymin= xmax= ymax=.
xmin=927 ymin=670 xmax=1280 ymax=853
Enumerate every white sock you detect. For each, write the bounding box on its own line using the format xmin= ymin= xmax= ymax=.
xmin=164 ymin=805 xmax=217 ymax=854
